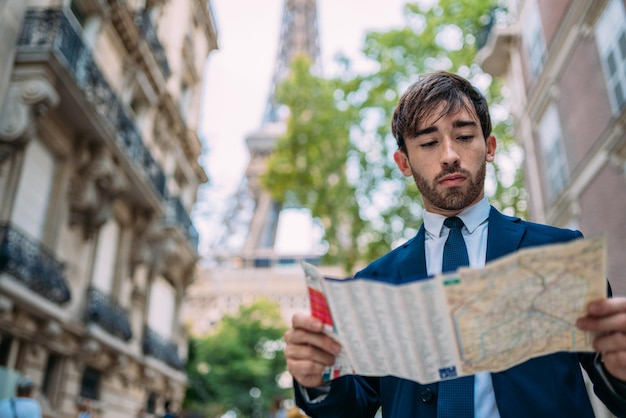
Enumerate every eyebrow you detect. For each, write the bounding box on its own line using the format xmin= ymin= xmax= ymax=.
xmin=453 ymin=120 xmax=478 ymax=129
xmin=414 ymin=119 xmax=478 ymax=138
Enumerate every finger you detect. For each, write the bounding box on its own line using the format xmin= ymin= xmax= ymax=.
xmin=593 ymin=331 xmax=626 ymax=354
xmin=285 ymin=335 xmax=337 ymax=364
xmin=599 ymin=351 xmax=626 ymax=381
xmin=287 ymin=313 xmax=342 ymax=355
xmin=587 ymin=297 xmax=626 ymax=317
xmin=285 ymin=328 xmax=341 ymax=356
xmin=292 ymin=312 xmax=325 ymax=332
xmin=577 ymin=311 xmax=626 ymax=333
xmin=286 ymin=358 xmax=327 ymax=388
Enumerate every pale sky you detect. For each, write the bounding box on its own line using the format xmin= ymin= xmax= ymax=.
xmin=196 ymin=0 xmax=410 ymax=256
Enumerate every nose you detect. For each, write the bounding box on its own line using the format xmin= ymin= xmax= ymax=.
xmin=440 ymin=138 xmax=460 ymax=167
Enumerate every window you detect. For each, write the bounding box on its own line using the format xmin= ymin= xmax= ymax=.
xmin=79 ymin=367 xmax=100 ymax=400
xmin=91 ymin=219 xmax=120 ymax=295
xmin=178 ymin=81 xmax=193 ymax=120
xmin=130 ymin=95 xmax=149 ymax=120
xmin=42 ymin=354 xmax=63 ymax=404
xmin=173 ymin=166 xmax=188 ymax=196
xmin=522 ymin=0 xmax=547 ymax=80
xmin=595 ymin=0 xmax=626 ymax=113
xmin=124 ymin=73 xmax=155 ymax=139
xmin=69 ymin=0 xmax=101 ymax=47
xmin=539 ymin=104 xmax=569 ymax=200
xmin=11 ymin=139 xmax=54 ymax=240
xmin=146 ymin=392 xmax=156 ymax=414
xmin=0 ymin=334 xmax=13 ymax=366
xmin=148 ymin=277 xmax=176 ymax=339
xmin=69 ymin=1 xmax=86 ymax=26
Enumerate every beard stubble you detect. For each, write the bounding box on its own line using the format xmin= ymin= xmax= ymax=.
xmin=411 ymin=162 xmax=486 ymax=212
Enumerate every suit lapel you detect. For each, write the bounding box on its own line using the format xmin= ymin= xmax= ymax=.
xmin=486 ymin=206 xmax=526 ymax=262
xmin=396 ymin=225 xmax=428 ymax=283
xmin=395 ymin=207 xmax=526 ymax=281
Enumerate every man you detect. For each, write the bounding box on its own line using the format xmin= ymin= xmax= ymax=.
xmin=0 ymin=376 xmax=43 ymax=418
xmin=284 ymin=71 xmax=626 ymax=417
xmin=162 ymin=400 xmax=176 ymax=418
xmin=78 ymin=399 xmax=93 ymax=418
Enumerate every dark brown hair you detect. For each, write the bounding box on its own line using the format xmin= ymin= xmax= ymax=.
xmin=391 ymin=71 xmax=492 ymax=151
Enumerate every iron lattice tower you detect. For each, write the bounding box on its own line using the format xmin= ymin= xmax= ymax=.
xmin=187 ymin=0 xmax=330 ymax=335
xmin=240 ymin=0 xmax=321 ymax=261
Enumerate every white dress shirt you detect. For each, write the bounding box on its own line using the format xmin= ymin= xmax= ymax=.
xmin=422 ymin=196 xmax=500 ymax=418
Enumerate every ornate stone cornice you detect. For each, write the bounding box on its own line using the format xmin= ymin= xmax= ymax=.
xmin=193 ymin=0 xmax=218 ymax=51
xmin=108 ymin=0 xmax=167 ymax=95
xmin=0 ymin=75 xmax=59 ymax=163
xmin=159 ymin=95 xmax=207 ymax=183
xmin=130 ymin=215 xmax=164 ymax=268
xmin=131 ymin=216 xmax=196 ymax=286
xmin=69 ymin=140 xmax=128 ymax=238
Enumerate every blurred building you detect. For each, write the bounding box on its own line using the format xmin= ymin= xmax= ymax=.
xmin=185 ymin=258 xmax=345 ymax=336
xmin=0 ymin=0 xmax=216 ymax=416
xmin=477 ymin=0 xmax=626 ymax=296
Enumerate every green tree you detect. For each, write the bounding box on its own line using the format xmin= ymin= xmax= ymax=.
xmin=262 ymin=0 xmax=526 ymax=273
xmin=262 ymin=54 xmax=365 ymax=269
xmin=183 ymin=299 xmax=289 ymax=418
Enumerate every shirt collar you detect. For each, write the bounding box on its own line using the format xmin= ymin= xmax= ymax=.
xmin=424 ymin=196 xmax=490 ymax=238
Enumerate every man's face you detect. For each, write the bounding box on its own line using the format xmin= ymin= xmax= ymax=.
xmin=393 ymin=102 xmax=496 ymax=216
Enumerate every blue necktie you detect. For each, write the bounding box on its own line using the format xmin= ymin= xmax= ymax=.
xmin=437 ymin=217 xmax=474 ymax=418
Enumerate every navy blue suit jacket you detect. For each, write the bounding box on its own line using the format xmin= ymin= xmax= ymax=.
xmin=296 ymin=207 xmax=626 ymax=417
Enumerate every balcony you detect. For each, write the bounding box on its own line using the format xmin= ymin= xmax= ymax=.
xmin=86 ymin=287 xmax=133 ymax=341
xmin=16 ymin=8 xmax=167 ymax=199
xmin=475 ymin=7 xmax=517 ymax=77
xmin=142 ymin=326 xmax=185 ymax=370
xmin=133 ymin=10 xmax=171 ymax=79
xmin=166 ymin=197 xmax=199 ymax=252
xmin=0 ymin=223 xmax=71 ymax=304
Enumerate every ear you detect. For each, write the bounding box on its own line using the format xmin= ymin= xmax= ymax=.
xmin=393 ymin=150 xmax=413 ymax=177
xmin=485 ymin=135 xmax=496 ymax=162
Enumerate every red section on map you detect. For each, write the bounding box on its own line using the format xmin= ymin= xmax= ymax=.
xmin=308 ymin=287 xmax=333 ymax=326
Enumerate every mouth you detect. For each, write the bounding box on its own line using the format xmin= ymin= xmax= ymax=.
xmin=438 ymin=173 xmax=467 ymax=187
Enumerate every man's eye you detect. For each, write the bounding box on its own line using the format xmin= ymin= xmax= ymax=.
xmin=420 ymin=141 xmax=437 ymax=148
xmin=458 ymin=135 xmax=474 ymax=141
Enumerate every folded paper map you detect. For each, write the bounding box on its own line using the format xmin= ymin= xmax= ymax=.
xmin=301 ymin=236 xmax=606 ymax=384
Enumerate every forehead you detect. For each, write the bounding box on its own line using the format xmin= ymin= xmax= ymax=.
xmin=419 ymin=100 xmax=479 ymax=128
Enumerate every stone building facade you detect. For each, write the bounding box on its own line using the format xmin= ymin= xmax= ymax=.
xmin=477 ymin=0 xmax=626 ymax=296
xmin=0 ymin=0 xmax=217 ymax=416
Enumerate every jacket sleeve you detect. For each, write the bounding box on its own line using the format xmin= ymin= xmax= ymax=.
xmin=579 ymin=351 xmax=626 ymax=415
xmin=294 ymin=375 xmax=381 ymax=418
xmin=579 ymin=280 xmax=626 ymax=416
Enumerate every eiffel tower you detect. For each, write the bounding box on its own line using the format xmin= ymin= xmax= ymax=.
xmin=185 ymin=0 xmax=343 ymax=335
xmin=232 ymin=0 xmax=322 ymax=265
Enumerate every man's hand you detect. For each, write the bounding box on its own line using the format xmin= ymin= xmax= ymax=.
xmin=284 ymin=313 xmax=342 ymax=388
xmin=577 ymin=297 xmax=626 ymax=381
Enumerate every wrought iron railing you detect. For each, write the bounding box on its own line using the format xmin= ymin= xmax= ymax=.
xmin=16 ymin=9 xmax=167 ymax=199
xmin=142 ymin=326 xmax=185 ymax=370
xmin=0 ymin=223 xmax=71 ymax=304
xmin=86 ymin=287 xmax=133 ymax=341
xmin=166 ymin=197 xmax=199 ymax=252
xmin=133 ymin=10 xmax=172 ymax=78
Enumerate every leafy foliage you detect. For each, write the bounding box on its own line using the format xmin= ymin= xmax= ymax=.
xmin=183 ymin=299 xmax=289 ymax=417
xmin=262 ymin=55 xmax=365 ymax=269
xmin=262 ymin=0 xmax=527 ymax=273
